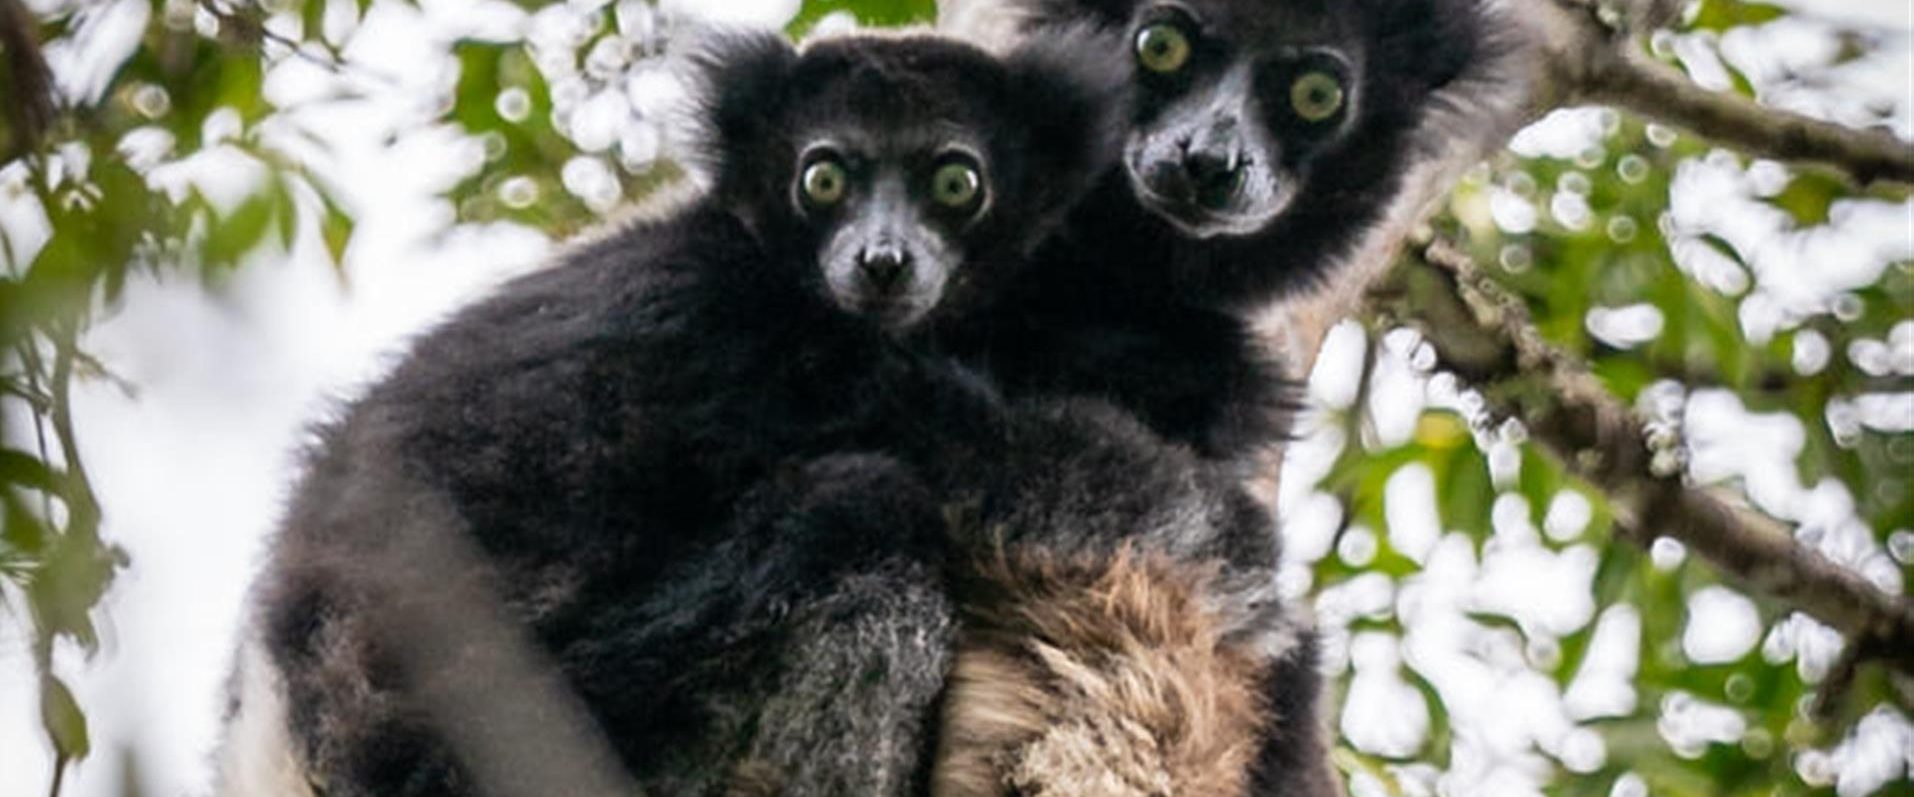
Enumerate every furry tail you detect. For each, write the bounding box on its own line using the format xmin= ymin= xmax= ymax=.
xmin=932 ymin=546 xmax=1270 ymax=797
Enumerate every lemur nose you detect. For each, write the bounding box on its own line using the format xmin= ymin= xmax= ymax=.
xmin=857 ymin=245 xmax=911 ymax=291
xmin=1182 ymin=146 xmax=1243 ymax=208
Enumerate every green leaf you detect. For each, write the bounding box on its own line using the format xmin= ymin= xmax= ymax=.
xmin=216 ymin=48 xmax=270 ymax=124
xmin=1517 ymin=447 xmax=1563 ymax=519
xmin=22 ymin=157 xmax=163 ymax=317
xmin=1434 ymin=444 xmax=1492 ymax=539
xmin=27 ymin=526 xmax=126 ymax=655
xmin=204 ymin=193 xmax=276 ymax=269
xmin=40 ymin=675 xmax=90 ymax=763
xmin=1767 ymin=171 xmax=1847 ymax=226
xmin=21 ymin=227 xmax=94 ymax=324
xmin=0 ymin=449 xmax=60 ymax=493
xmin=321 ymin=200 xmax=354 ymax=266
xmin=302 ymin=0 xmax=328 ymax=41
xmin=1 ymin=494 xmax=51 ymax=555
xmin=1687 ymin=0 xmax=1787 ymax=32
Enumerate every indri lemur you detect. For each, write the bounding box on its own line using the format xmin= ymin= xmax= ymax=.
xmin=219 ymin=28 xmax=1171 ymax=796
xmin=929 ymin=1 xmax=1508 ymax=793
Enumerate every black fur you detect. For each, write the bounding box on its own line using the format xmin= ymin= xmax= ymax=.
xmin=659 ymin=397 xmax=1292 ymax=795
xmin=248 ymin=29 xmax=1135 ymax=796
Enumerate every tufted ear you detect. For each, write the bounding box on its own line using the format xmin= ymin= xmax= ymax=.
xmin=679 ymin=27 xmax=800 ymax=194
xmin=999 ymin=23 xmax=1131 ymax=225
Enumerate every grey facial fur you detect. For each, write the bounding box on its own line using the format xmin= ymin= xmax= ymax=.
xmin=818 ymin=168 xmax=959 ymax=331
xmin=1125 ymin=62 xmax=1292 ymax=238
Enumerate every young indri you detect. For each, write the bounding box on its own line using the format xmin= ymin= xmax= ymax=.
xmin=216 ymin=27 xmax=1132 ymax=797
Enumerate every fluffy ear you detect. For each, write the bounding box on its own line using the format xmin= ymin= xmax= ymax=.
xmin=1364 ymin=0 xmax=1503 ymax=93
xmin=678 ymin=27 xmax=800 ymax=190
xmin=1000 ymin=23 xmax=1130 ymax=219
xmin=1361 ymin=0 xmax=1525 ymax=157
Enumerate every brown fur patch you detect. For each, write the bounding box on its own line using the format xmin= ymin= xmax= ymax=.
xmin=725 ymin=759 xmax=784 ymax=797
xmin=932 ymin=546 xmax=1269 ymax=797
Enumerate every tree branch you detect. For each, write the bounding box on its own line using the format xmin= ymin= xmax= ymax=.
xmin=1577 ymin=45 xmax=1914 ymax=184
xmin=0 ymin=0 xmax=55 ymax=160
xmin=1535 ymin=0 xmax=1913 ymax=185
xmin=378 ymin=499 xmax=639 ymax=797
xmin=1375 ymin=237 xmax=1914 ymax=681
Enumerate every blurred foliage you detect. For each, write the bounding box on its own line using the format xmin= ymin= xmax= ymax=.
xmin=1 ymin=0 xmax=352 ymax=785
xmin=1312 ymin=1 xmax=1913 ymax=795
xmin=0 ymin=0 xmax=1908 ymax=795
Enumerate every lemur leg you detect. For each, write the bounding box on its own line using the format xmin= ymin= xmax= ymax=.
xmin=1248 ymin=628 xmax=1344 ymax=797
xmin=588 ymin=453 xmax=953 ymax=797
xmin=724 ymin=453 xmax=957 ymax=797
xmin=730 ymin=560 xmax=955 ymax=797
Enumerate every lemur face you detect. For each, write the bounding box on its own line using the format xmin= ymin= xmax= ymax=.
xmin=787 ymin=131 xmax=994 ymax=332
xmin=1117 ymin=0 xmax=1364 ymax=239
xmin=693 ymin=30 xmax=1123 ymax=333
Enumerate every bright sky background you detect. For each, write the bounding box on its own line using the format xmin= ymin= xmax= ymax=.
xmin=0 ymin=1 xmax=1907 ymax=796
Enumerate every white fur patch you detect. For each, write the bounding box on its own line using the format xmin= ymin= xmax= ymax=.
xmin=212 ymin=636 xmax=315 ymax=797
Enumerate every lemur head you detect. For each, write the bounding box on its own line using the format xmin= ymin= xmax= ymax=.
xmin=686 ymin=28 xmax=1125 ymax=333
xmin=1009 ymin=0 xmax=1493 ymax=243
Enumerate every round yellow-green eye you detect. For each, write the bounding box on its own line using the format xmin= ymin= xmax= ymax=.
xmin=1290 ymin=71 xmax=1344 ymax=122
xmin=1135 ymin=24 xmax=1191 ymax=74
xmin=801 ymin=160 xmax=848 ymax=206
xmin=931 ymin=162 xmax=982 ymax=210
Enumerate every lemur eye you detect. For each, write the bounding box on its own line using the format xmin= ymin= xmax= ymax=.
xmin=930 ymin=162 xmax=983 ymax=211
xmin=801 ymin=159 xmax=849 ymax=206
xmin=1135 ymin=24 xmax=1191 ymax=74
xmin=1289 ymin=71 xmax=1345 ymax=122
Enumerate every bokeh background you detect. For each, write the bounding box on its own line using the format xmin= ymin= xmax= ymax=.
xmin=0 ymin=0 xmax=1907 ymax=795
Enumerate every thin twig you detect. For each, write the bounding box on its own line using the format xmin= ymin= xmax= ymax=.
xmin=195 ymin=0 xmax=402 ymax=88
xmin=16 ymin=338 xmax=58 ymax=522
xmin=46 ymin=323 xmax=101 ymax=536
xmin=45 ymin=753 xmax=65 ymax=797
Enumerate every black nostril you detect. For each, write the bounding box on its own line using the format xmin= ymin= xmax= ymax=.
xmin=1183 ymin=148 xmax=1243 ymax=202
xmin=857 ymin=248 xmax=910 ymax=291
